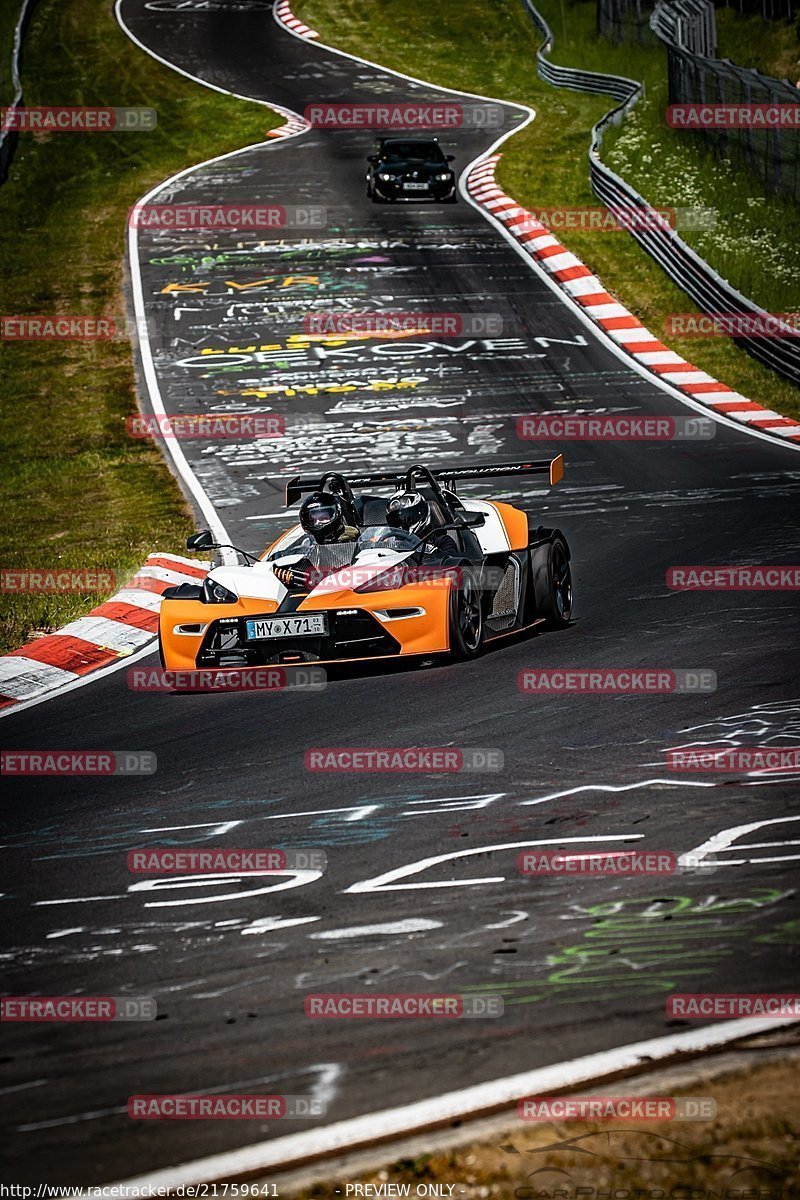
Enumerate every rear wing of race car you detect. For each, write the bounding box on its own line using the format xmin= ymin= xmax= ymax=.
xmin=284 ymin=455 xmax=563 ymax=506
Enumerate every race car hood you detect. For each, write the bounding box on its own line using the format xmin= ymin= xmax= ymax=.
xmin=205 ymin=547 xmax=417 ymax=604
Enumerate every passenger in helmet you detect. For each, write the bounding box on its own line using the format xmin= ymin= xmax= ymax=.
xmin=299 ymin=491 xmax=359 ymax=545
xmin=386 ymin=490 xmax=459 ymax=557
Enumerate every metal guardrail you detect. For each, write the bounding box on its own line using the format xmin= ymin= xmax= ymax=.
xmin=521 ymin=0 xmax=800 ymax=386
xmin=650 ymin=0 xmax=800 ymax=199
xmin=0 ymin=0 xmax=39 ymax=186
xmin=649 ymin=0 xmax=716 ymax=55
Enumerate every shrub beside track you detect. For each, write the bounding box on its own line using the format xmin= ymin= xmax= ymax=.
xmin=0 ymin=0 xmax=281 ymax=653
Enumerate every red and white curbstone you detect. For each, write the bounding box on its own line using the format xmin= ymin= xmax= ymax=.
xmin=266 ymin=100 xmax=312 ymax=140
xmin=467 ymin=156 xmax=800 ymax=443
xmin=0 ymin=554 xmax=209 ymax=711
xmin=273 ymin=0 xmax=318 ymax=40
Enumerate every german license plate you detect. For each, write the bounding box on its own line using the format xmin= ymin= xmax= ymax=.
xmin=245 ymin=614 xmax=327 ymax=640
xmin=403 ymin=182 xmax=428 ymax=191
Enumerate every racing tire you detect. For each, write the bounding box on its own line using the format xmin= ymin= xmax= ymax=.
xmin=531 ymin=533 xmax=572 ymax=629
xmin=448 ymin=566 xmax=484 ymax=659
xmin=157 ymin=627 xmax=166 ymax=669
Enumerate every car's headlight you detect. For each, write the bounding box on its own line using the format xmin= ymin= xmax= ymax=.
xmin=354 ymin=562 xmax=410 ymax=593
xmin=378 ymin=173 xmax=395 ymax=182
xmin=202 ymin=577 xmax=239 ymax=604
xmin=435 ymin=172 xmax=452 ymax=181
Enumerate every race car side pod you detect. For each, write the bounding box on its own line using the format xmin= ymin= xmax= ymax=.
xmin=284 ymin=455 xmax=564 ymax=506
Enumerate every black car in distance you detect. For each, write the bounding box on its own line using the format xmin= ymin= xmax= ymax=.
xmin=366 ymin=136 xmax=457 ymax=203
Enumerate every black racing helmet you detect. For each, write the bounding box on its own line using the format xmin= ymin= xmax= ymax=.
xmin=299 ymin=491 xmax=346 ymax=543
xmin=386 ymin=490 xmax=431 ymax=538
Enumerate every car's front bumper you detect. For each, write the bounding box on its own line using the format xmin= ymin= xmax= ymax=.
xmin=159 ymin=588 xmax=451 ymax=670
xmin=373 ymin=178 xmax=456 ymax=201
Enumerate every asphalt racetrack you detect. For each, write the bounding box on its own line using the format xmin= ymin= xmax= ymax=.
xmin=1 ymin=1 xmax=799 ymax=1184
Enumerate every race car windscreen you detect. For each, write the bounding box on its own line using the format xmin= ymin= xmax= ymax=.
xmin=382 ymin=141 xmax=444 ymax=162
xmin=357 ymin=527 xmax=421 ymax=552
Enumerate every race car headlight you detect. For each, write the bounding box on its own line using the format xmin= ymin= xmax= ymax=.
xmin=435 ymin=172 xmax=452 ymax=181
xmin=202 ymin=577 xmax=239 ymax=604
xmin=354 ymin=563 xmax=410 ymax=593
xmin=378 ymin=173 xmax=395 ymax=182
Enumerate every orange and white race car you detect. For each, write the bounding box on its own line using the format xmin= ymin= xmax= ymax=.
xmin=158 ymin=457 xmax=572 ymax=670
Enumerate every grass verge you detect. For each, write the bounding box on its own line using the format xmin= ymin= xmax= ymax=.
xmin=294 ymin=1055 xmax=800 ymax=1199
xmin=715 ymin=7 xmax=800 ymax=81
xmin=295 ymin=0 xmax=800 ymax=422
xmin=0 ymin=0 xmax=281 ymax=654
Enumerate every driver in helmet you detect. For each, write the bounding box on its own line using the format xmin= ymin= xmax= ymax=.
xmin=274 ymin=492 xmax=359 ymax=590
xmin=300 ymin=491 xmax=359 ymax=544
xmin=386 ymin=490 xmax=459 ymax=558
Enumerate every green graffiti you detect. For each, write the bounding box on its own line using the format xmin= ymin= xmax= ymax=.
xmin=463 ymin=889 xmax=794 ymax=1005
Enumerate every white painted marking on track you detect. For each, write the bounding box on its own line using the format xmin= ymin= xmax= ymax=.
xmin=129 ymin=868 xmax=323 ymax=907
xmin=139 ymin=821 xmax=243 ymax=835
xmin=95 ymin=1016 xmax=800 ymax=1192
xmin=345 ymin=835 xmax=643 ymax=893
xmin=241 ymin=915 xmax=321 ymax=935
xmin=484 ymin=910 xmax=528 ymax=929
xmin=680 ymin=814 xmax=800 ymax=868
xmin=518 ymin=778 xmax=717 ymax=806
xmin=309 ymin=919 xmax=442 ymax=939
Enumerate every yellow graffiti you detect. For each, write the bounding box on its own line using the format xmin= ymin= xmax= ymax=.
xmin=215 ymin=377 xmax=424 ymax=400
xmin=196 ymin=328 xmax=435 ymax=356
xmin=160 ymin=275 xmax=320 ymax=295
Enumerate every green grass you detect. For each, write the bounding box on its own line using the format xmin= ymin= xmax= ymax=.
xmin=540 ymin=0 xmax=800 ymax=314
xmin=296 ymin=0 xmax=800 ymax=422
xmin=715 ymin=7 xmax=800 ymax=80
xmin=0 ymin=0 xmax=282 ymax=653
